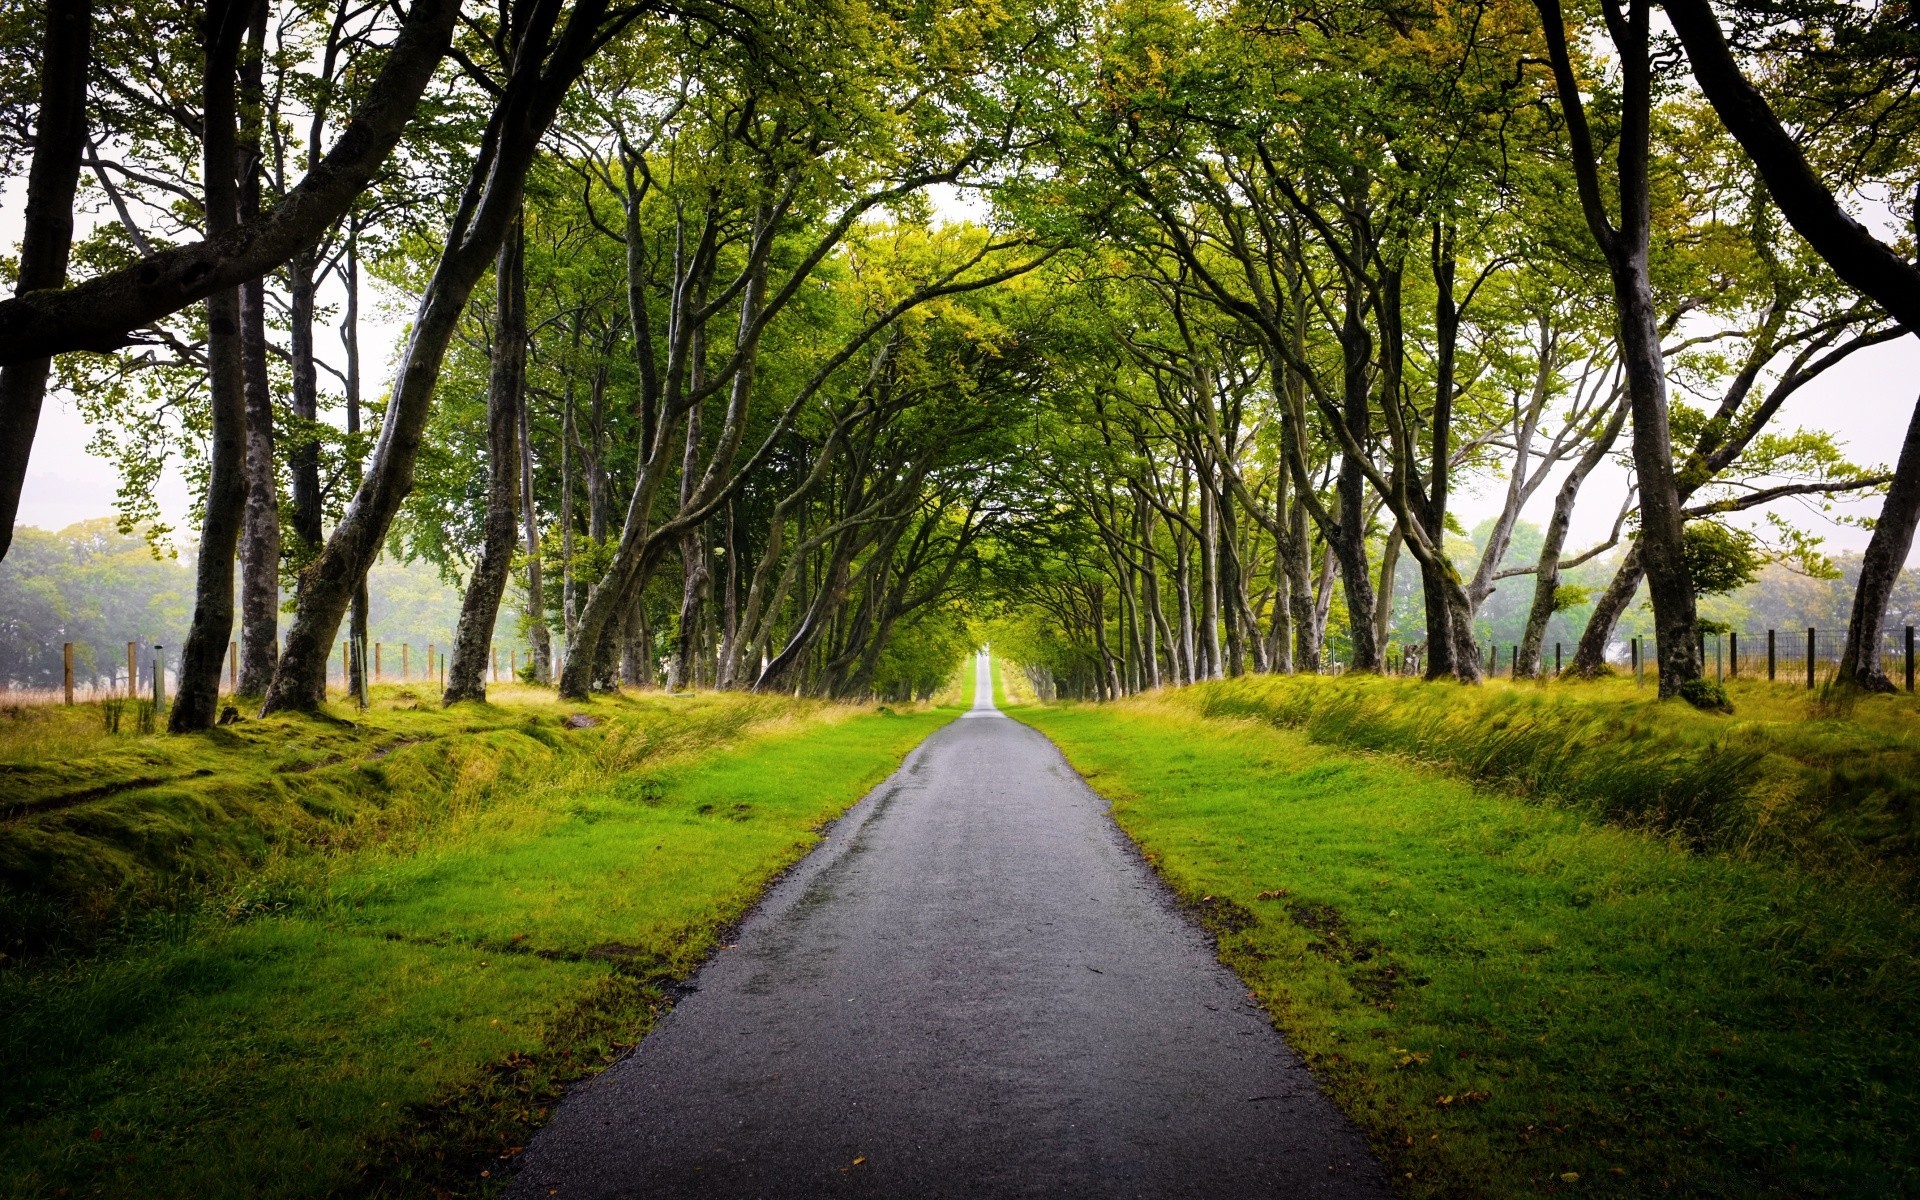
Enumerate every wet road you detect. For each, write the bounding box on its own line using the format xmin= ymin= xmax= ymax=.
xmin=508 ymin=655 xmax=1391 ymax=1199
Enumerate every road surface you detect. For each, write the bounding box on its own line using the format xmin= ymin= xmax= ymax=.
xmin=508 ymin=654 xmax=1391 ymax=1198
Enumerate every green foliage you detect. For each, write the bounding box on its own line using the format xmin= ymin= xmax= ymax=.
xmin=1684 ymin=520 xmax=1765 ymax=597
xmin=0 ymin=520 xmax=189 ymax=688
xmin=1550 ymin=582 xmax=1591 ymax=613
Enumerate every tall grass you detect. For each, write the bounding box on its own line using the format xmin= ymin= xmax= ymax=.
xmin=1171 ymin=675 xmax=1920 ymax=873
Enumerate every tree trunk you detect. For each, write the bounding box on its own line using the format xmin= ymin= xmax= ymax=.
xmin=621 ymin=599 xmax=651 ymax=687
xmin=1173 ymin=529 xmax=1196 ymax=684
xmin=1616 ymin=252 xmax=1701 ymax=695
xmin=171 ymin=0 xmax=250 ymax=732
xmin=1198 ymin=476 xmax=1225 ymax=679
xmin=1217 ymin=484 xmax=1247 ymax=677
xmin=1374 ymin=522 xmax=1401 ymax=657
xmin=1287 ymin=496 xmax=1320 ymax=673
xmin=1838 ymin=394 xmax=1920 ymax=690
xmin=520 ymin=363 xmax=551 ymax=684
xmin=668 ymin=401 xmax=708 ymax=691
xmin=287 ymin=248 xmax=324 ymax=557
xmin=1520 ymin=400 xmax=1626 ymax=677
xmin=561 ymin=368 xmax=577 ymax=639
xmin=344 ymin=226 xmax=369 ymax=700
xmin=1538 ymin=0 xmax=1699 ymax=696
xmin=1334 ymin=286 xmax=1379 ymax=671
xmin=261 ymin=2 xmax=592 ymax=713
xmin=0 ymin=0 xmax=91 ymax=563
xmin=236 ymin=3 xmax=277 ymax=696
xmin=446 ymin=211 xmax=526 ymax=704
xmin=1570 ymin=545 xmax=1645 ymax=675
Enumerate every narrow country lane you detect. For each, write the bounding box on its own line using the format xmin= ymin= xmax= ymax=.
xmin=508 ymin=655 xmax=1392 ymax=1199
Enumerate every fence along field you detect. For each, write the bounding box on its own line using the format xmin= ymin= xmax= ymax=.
xmin=5 ymin=636 xmax=552 ymax=708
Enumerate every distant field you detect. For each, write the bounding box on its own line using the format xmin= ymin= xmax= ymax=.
xmin=0 ymin=681 xmax=964 ymax=1198
xmin=1014 ymin=679 xmax=1919 ymax=1198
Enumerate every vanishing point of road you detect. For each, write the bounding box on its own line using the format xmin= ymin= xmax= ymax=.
xmin=509 ymin=654 xmax=1392 ymax=1199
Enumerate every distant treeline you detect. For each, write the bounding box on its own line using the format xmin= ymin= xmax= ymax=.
xmin=0 ymin=521 xmax=503 ymax=688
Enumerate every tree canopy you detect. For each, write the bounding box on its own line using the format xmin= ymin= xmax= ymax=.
xmin=3 ymin=0 xmax=1915 ymax=717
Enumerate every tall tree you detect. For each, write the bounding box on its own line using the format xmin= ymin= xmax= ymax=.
xmin=170 ymin=0 xmax=254 ymax=731
xmin=1535 ymin=0 xmax=1703 ymax=696
xmin=1662 ymin=0 xmax=1920 ymax=690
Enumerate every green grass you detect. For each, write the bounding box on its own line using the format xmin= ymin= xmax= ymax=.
xmin=1 ymin=690 xmax=959 ymax=1198
xmin=1012 ymin=689 xmax=1919 ymax=1199
xmin=1175 ymin=674 xmax=1920 ymax=877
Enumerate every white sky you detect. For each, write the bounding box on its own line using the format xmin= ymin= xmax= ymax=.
xmin=9 ymin=181 xmax=1920 ymax=567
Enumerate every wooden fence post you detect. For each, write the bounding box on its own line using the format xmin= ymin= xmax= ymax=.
xmin=1510 ymin=645 xmax=1517 ymax=679
xmin=1807 ymin=626 xmax=1816 ymax=690
xmin=152 ymin=646 xmax=164 ymax=706
xmin=63 ymin=642 xmax=73 ymax=705
xmin=1632 ymin=636 xmax=1641 ymax=685
xmin=127 ymin=641 xmax=138 ymax=698
xmin=1767 ymin=629 xmax=1776 ymax=681
xmin=1729 ymin=631 xmax=1738 ymax=678
xmin=1555 ymin=643 xmax=1561 ymax=676
xmin=375 ymin=642 xmax=382 ymax=681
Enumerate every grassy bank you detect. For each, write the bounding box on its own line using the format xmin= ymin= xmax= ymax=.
xmin=1174 ymin=674 xmax=1920 ymax=876
xmin=1013 ymin=687 xmax=1918 ymax=1198
xmin=1 ymin=684 xmax=961 ymax=1198
xmin=1 ymin=685 xmax=792 ymax=956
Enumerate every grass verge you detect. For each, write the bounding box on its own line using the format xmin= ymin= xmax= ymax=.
xmin=1174 ymin=674 xmax=1920 ymax=876
xmin=1012 ymin=690 xmax=1918 ymax=1198
xmin=1 ymin=689 xmax=958 ymax=1198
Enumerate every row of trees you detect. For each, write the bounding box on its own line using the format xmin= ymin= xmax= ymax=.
xmin=0 ymin=0 xmax=1914 ymax=721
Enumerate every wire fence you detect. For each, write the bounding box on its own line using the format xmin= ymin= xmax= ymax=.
xmin=1453 ymin=626 xmax=1920 ymax=690
xmin=0 ymin=637 xmax=553 ymax=708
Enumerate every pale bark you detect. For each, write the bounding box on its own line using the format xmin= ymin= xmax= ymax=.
xmin=1519 ymin=401 xmax=1628 ymax=677
xmin=237 ymin=5 xmax=278 ymax=696
xmin=446 ymin=212 xmax=527 ymax=704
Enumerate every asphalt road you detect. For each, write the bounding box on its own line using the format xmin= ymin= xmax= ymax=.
xmin=508 ymin=656 xmax=1391 ymax=1199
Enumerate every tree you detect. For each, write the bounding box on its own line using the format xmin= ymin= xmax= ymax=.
xmin=1661 ymin=0 xmax=1920 ymax=690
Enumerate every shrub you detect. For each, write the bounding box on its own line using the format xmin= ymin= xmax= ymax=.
xmin=1678 ymin=678 xmax=1732 ymax=713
